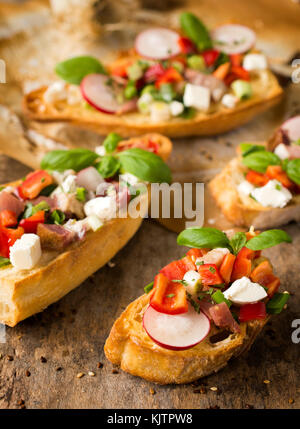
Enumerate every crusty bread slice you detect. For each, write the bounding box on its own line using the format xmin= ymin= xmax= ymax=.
xmin=23 ymin=69 xmax=283 ymax=138
xmin=209 ymin=157 xmax=300 ymax=229
xmin=104 ymin=293 xmax=268 ymax=384
xmin=0 ymin=134 xmax=172 ymax=327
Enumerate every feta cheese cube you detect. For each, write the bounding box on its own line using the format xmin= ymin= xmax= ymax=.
xmin=150 ymin=102 xmax=170 ymax=122
xmin=61 ymin=174 xmax=77 ymax=194
xmin=221 ymin=94 xmax=238 ymax=109
xmin=223 ymin=276 xmax=267 ymax=305
xmin=84 ymin=215 xmax=103 ymax=232
xmin=183 ymin=83 xmax=210 ymax=111
xmin=52 ymin=169 xmax=75 ymax=185
xmin=10 ymin=234 xmax=42 ymax=270
xmin=84 ymin=196 xmax=116 ymax=221
xmin=169 ymin=101 xmax=184 ymax=116
xmin=183 ymin=270 xmax=201 ymax=296
xmin=44 ymin=81 xmax=68 ymax=104
xmin=274 ymin=143 xmax=290 ymax=160
xmin=137 ymin=93 xmax=153 ymax=114
xmin=119 ymin=172 xmax=140 ymax=186
xmin=251 ymin=179 xmax=292 ymax=208
xmin=238 ymin=180 xmax=255 ymax=196
xmin=243 ymin=54 xmax=267 ymax=71
xmin=67 ymin=85 xmax=82 ymax=105
xmin=95 ymin=145 xmax=106 ymax=157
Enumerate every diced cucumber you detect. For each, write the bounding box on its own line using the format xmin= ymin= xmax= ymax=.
xmin=187 ymin=55 xmax=205 ymax=71
xmin=231 ymin=79 xmax=252 ymax=100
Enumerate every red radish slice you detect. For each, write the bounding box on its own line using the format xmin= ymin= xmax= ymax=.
xmin=135 ymin=28 xmax=181 ymax=60
xmin=80 ymin=74 xmax=122 ymax=114
xmin=143 ymin=304 xmax=210 ymax=351
xmin=281 ymin=116 xmax=300 ymax=143
xmin=76 ymin=166 xmax=104 ymax=192
xmin=211 ymin=24 xmax=256 ymax=55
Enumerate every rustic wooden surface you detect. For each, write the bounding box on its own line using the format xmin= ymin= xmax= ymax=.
xmin=0 ymin=0 xmax=299 ymax=410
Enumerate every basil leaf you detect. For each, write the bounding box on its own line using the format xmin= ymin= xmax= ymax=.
xmin=41 ymin=149 xmax=98 ymax=172
xmin=0 ymin=256 xmax=11 ymax=268
xmin=229 ymin=232 xmax=247 ymax=255
xmin=103 ymin=133 xmax=122 ymax=154
xmin=286 ymin=159 xmax=300 ymax=185
xmin=117 ymin=148 xmax=171 ymax=184
xmin=55 ymin=56 xmax=106 ymax=85
xmin=76 ymin=187 xmax=86 ymax=202
xmin=180 ymin=12 xmax=212 ymax=51
xmin=242 ymin=151 xmax=281 ymax=173
xmin=50 ymin=209 xmax=65 ymax=225
xmin=177 ymin=227 xmax=231 ymax=250
xmin=266 ymin=292 xmax=290 ymax=314
xmin=97 ymin=155 xmax=120 ymax=178
xmin=23 ymin=201 xmax=50 ymax=219
xmin=39 ymin=184 xmax=57 ymax=196
xmin=246 ymin=229 xmax=292 ymax=250
xmin=144 ymin=281 xmax=154 ymax=294
xmin=179 ymin=107 xmax=196 ymax=119
xmin=240 ymin=143 xmax=266 ymax=157
xmin=212 ymin=290 xmax=232 ymax=308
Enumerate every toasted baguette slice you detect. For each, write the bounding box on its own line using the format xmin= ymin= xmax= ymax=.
xmin=0 ymin=134 xmax=172 ymax=327
xmin=23 ymin=70 xmax=282 ymax=138
xmin=104 ymin=293 xmax=268 ymax=384
xmin=209 ymin=157 xmax=300 ymax=229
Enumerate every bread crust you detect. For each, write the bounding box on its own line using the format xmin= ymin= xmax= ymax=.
xmin=0 ymin=135 xmax=172 ymax=327
xmin=209 ymin=157 xmax=300 ymax=229
xmin=23 ymin=70 xmax=283 ymax=138
xmin=104 ymin=294 xmax=268 ymax=384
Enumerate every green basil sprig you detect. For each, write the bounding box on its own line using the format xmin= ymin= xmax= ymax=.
xmin=144 ymin=281 xmax=154 ymax=294
xmin=55 ymin=56 xmax=106 ymax=85
xmin=50 ymin=209 xmax=65 ymax=225
xmin=229 ymin=231 xmax=247 ymax=255
xmin=240 ymin=143 xmax=266 ymax=157
xmin=41 ymin=149 xmax=98 ymax=172
xmin=212 ymin=290 xmax=231 ymax=308
xmin=117 ymin=148 xmax=172 ymax=184
xmin=23 ymin=201 xmax=50 ymax=219
xmin=103 ymin=133 xmax=122 ymax=154
xmin=266 ymin=292 xmax=290 ymax=314
xmin=246 ymin=229 xmax=292 ymax=250
xmin=180 ymin=12 xmax=212 ymax=51
xmin=242 ymin=151 xmax=281 ymax=173
xmin=0 ymin=256 xmax=11 ymax=268
xmin=97 ymin=155 xmax=121 ymax=179
xmin=286 ymin=159 xmax=300 ymax=185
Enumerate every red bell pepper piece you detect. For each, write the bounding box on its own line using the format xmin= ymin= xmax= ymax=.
xmin=239 ymin=302 xmax=266 ymax=323
xmin=144 ymin=63 xmax=165 ymax=83
xmin=17 ymin=170 xmax=53 ymax=200
xmin=250 ymin=260 xmax=280 ymax=297
xmin=178 ymin=36 xmax=196 ymax=54
xmin=219 ymin=253 xmax=236 ymax=284
xmin=230 ymin=54 xmax=242 ymax=67
xmin=197 ymin=263 xmax=223 ymax=287
xmin=0 ymin=210 xmax=18 ymax=227
xmin=230 ymin=65 xmax=250 ymax=81
xmin=246 ymin=170 xmax=269 ymax=187
xmin=0 ymin=225 xmax=24 ymax=258
xmin=266 ymin=165 xmax=294 ymax=189
xmin=231 ymin=247 xmax=256 ymax=282
xmin=146 ymin=140 xmax=159 ymax=154
xmin=150 ymin=273 xmax=188 ymax=315
xmin=155 ymin=67 xmax=183 ymax=89
xmin=160 ymin=256 xmax=195 ymax=281
xmin=186 ymin=248 xmax=209 ymax=262
xmin=19 ymin=210 xmax=45 ymax=234
xmin=202 ymin=49 xmax=219 ymax=66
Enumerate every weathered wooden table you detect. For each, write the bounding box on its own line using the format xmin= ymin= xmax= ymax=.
xmin=0 ymin=0 xmax=299 ymax=410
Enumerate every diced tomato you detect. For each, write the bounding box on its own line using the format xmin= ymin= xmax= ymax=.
xmin=230 ymin=66 xmax=250 ymax=81
xmin=178 ymin=36 xmax=196 ymax=54
xmin=0 ymin=210 xmax=18 ymax=227
xmin=231 ymin=247 xmax=256 ymax=282
xmin=19 ymin=210 xmax=45 ymax=234
xmin=109 ymin=59 xmax=132 ymax=78
xmin=17 ymin=170 xmax=53 ymax=200
xmin=147 ymin=140 xmax=159 ymax=154
xmin=186 ymin=248 xmax=209 ymax=263
xmin=202 ymin=49 xmax=219 ymax=66
xmin=219 ymin=253 xmax=236 ymax=284
xmin=198 ymin=263 xmax=223 ymax=287
xmin=230 ymin=54 xmax=242 ymax=67
xmin=150 ymin=273 xmax=188 ymax=315
xmin=246 ymin=170 xmax=269 ymax=187
xmin=0 ymin=225 xmax=24 ymax=258
xmin=144 ymin=63 xmax=165 ymax=83
xmin=266 ymin=165 xmax=294 ymax=189
xmin=155 ymin=67 xmax=183 ymax=89
xmin=160 ymin=256 xmax=195 ymax=281
xmin=250 ymin=260 xmax=280 ymax=297
xmin=239 ymin=302 xmax=266 ymax=323
xmin=212 ymin=62 xmax=231 ymax=80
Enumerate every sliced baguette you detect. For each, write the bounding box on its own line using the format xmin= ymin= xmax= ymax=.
xmin=0 ymin=134 xmax=172 ymax=327
xmin=23 ymin=69 xmax=282 ymax=138
xmin=209 ymin=157 xmax=300 ymax=229
xmin=104 ymin=293 xmax=268 ymax=384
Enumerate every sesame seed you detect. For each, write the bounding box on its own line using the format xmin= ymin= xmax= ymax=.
xmin=210 ymin=386 xmax=218 ymax=391
xmin=88 ymin=371 xmax=95 ymax=377
xmin=76 ymin=372 xmax=85 ymax=379
xmin=108 ymin=261 xmax=116 ymax=268
xmin=263 ymin=380 xmax=271 ymax=384
xmin=289 ymin=398 xmax=294 ymax=404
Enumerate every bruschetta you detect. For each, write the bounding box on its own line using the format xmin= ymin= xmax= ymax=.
xmin=23 ymin=12 xmax=282 ymax=138
xmin=0 ymin=133 xmax=172 ymax=327
xmin=209 ymin=116 xmax=300 ymax=228
xmin=104 ymin=226 xmax=291 ymax=384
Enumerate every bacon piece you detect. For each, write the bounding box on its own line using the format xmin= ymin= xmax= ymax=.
xmin=287 ymin=144 xmax=300 ymax=159
xmin=37 ymin=223 xmax=75 ymax=251
xmin=0 ymin=191 xmax=25 ymax=216
xmin=209 ymin=302 xmax=240 ymax=333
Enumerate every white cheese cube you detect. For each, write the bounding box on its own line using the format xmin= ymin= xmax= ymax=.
xmin=84 ymin=215 xmax=103 ymax=232
xmin=221 ymin=94 xmax=238 ymax=109
xmin=119 ymin=172 xmax=140 ymax=186
xmin=67 ymin=85 xmax=82 ymax=105
xmin=243 ymin=54 xmax=267 ymax=71
xmin=169 ymin=101 xmax=184 ymax=116
xmin=61 ymin=174 xmax=77 ymax=194
xmin=51 ymin=169 xmax=75 ymax=185
xmin=44 ymin=81 xmax=68 ymax=104
xmin=274 ymin=143 xmax=290 ymax=160
xmin=137 ymin=93 xmax=153 ymax=114
xmin=95 ymin=145 xmax=106 ymax=157
xmin=251 ymin=179 xmax=292 ymax=208
xmin=195 ymin=248 xmax=230 ymax=268
xmin=183 ymin=270 xmax=201 ymax=296
xmin=10 ymin=234 xmax=42 ymax=270
xmin=150 ymin=102 xmax=171 ymax=122
xmin=238 ymin=180 xmax=255 ymax=196
xmin=183 ymin=83 xmax=210 ymax=111
xmin=84 ymin=196 xmax=116 ymax=221
xmin=223 ymin=276 xmax=267 ymax=305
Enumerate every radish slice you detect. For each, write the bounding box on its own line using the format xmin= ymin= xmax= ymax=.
xmin=80 ymin=74 xmax=122 ymax=114
xmin=76 ymin=166 xmax=104 ymax=192
xmin=211 ymin=24 xmax=256 ymax=54
xmin=135 ymin=28 xmax=181 ymax=60
xmin=143 ymin=304 xmax=210 ymax=351
xmin=281 ymin=116 xmax=300 ymax=143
